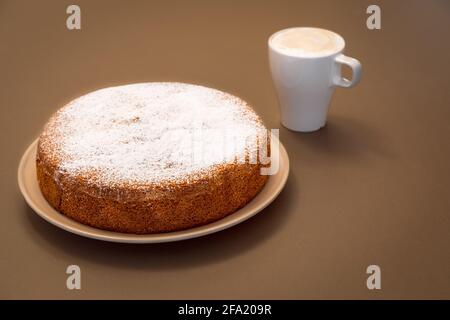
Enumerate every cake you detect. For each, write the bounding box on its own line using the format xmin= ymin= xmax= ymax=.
xmin=36 ymin=82 xmax=270 ymax=234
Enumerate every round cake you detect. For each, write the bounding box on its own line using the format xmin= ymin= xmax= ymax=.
xmin=36 ymin=82 xmax=270 ymax=234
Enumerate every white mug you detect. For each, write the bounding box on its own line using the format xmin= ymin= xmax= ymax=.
xmin=268 ymin=27 xmax=362 ymax=132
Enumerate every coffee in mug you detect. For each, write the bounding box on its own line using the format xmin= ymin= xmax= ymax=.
xmin=269 ymin=27 xmax=362 ymax=132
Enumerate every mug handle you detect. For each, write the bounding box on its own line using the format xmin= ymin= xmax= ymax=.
xmin=332 ymin=54 xmax=362 ymax=88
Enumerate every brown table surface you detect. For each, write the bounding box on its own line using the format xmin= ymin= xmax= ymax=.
xmin=1 ymin=0 xmax=449 ymax=299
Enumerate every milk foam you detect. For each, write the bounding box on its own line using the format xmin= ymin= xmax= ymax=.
xmin=271 ymin=28 xmax=344 ymax=57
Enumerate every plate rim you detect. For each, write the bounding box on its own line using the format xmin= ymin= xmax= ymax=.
xmin=18 ymin=138 xmax=289 ymax=243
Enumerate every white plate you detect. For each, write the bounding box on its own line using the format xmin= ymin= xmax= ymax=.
xmin=18 ymin=139 xmax=289 ymax=243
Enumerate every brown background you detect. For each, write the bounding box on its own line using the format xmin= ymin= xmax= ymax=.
xmin=0 ymin=0 xmax=449 ymax=299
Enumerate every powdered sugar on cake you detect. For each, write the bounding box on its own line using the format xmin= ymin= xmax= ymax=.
xmin=46 ymin=83 xmax=266 ymax=185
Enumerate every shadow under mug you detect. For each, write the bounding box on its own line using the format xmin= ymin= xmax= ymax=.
xmin=268 ymin=27 xmax=362 ymax=132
